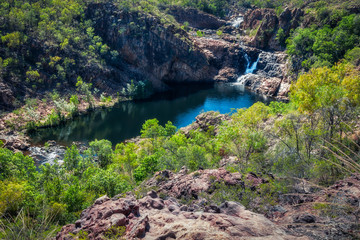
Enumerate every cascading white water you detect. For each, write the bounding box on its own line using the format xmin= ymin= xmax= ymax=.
xmin=235 ymin=53 xmax=260 ymax=87
xmin=244 ymin=53 xmax=251 ymax=71
xmin=245 ymin=55 xmax=260 ymax=74
xmin=232 ymin=16 xmax=244 ymax=28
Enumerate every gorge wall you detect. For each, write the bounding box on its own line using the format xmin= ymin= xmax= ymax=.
xmin=0 ymin=3 xmax=303 ymax=111
xmin=86 ymin=3 xmax=249 ymax=89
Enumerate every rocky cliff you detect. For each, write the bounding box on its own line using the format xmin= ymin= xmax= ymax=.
xmin=242 ymin=7 xmax=303 ymax=51
xmin=85 ymin=3 xmax=249 ymax=90
xmin=167 ymin=6 xmax=227 ymax=30
xmin=0 ymin=3 xmax=299 ymax=112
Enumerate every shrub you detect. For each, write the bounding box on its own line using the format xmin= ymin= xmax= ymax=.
xmin=89 ymin=139 xmax=113 ymax=168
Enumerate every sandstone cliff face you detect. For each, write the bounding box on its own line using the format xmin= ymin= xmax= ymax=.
xmin=86 ymin=3 xmax=248 ymax=91
xmin=0 ymin=81 xmax=15 ymax=111
xmin=1 ymin=3 xmax=297 ymax=111
xmin=168 ymin=6 xmax=227 ymax=30
xmin=243 ymin=8 xmax=303 ymax=50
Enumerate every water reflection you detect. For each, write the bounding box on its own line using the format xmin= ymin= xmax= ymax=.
xmin=30 ymin=83 xmax=268 ymax=145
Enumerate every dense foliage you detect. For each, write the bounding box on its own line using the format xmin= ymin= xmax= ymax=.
xmin=1 ymin=62 xmax=360 ymax=238
xmin=287 ymin=14 xmax=360 ymax=71
xmin=284 ymin=0 xmax=360 ymax=72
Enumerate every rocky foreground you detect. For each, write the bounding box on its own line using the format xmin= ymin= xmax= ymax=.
xmin=57 ymin=168 xmax=360 ymax=239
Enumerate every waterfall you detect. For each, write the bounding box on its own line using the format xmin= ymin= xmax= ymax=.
xmin=232 ymin=16 xmax=244 ymax=28
xmin=245 ymin=55 xmax=260 ymax=74
xmin=244 ymin=53 xmax=251 ymax=71
xmin=235 ymin=53 xmax=260 ymax=86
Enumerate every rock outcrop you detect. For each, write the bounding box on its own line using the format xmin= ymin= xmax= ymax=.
xmin=269 ymin=174 xmax=360 ymax=239
xmin=237 ymin=50 xmax=290 ymax=100
xmin=0 ymin=81 xmax=15 ymax=111
xmin=145 ymin=168 xmax=243 ymax=200
xmin=57 ymin=193 xmax=302 ymax=240
xmin=0 ymin=134 xmax=30 ymax=152
xmin=180 ymin=111 xmax=230 ymax=136
xmin=242 ymin=8 xmax=303 ymax=50
xmin=56 ymin=167 xmax=360 ymax=239
xmin=168 ymin=6 xmax=226 ymax=30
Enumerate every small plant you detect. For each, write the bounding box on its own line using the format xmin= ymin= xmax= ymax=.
xmin=12 ymin=109 xmax=20 ymax=115
xmin=159 ymin=192 xmax=167 ymax=200
xmin=104 ymin=226 xmax=126 ymax=240
xmin=45 ymin=110 xmax=60 ymax=126
xmin=100 ymin=93 xmax=112 ymax=103
xmin=76 ymin=77 xmax=94 ymax=109
xmin=193 ymin=172 xmax=201 ymax=178
xmin=313 ymin=202 xmax=355 ymax=219
xmin=25 ymin=121 xmax=37 ymax=132
xmin=69 ymin=229 xmax=89 ymax=240
xmin=69 ymin=95 xmax=79 ymax=112
xmin=44 ymin=141 xmax=50 ymax=150
xmin=196 ymin=30 xmax=204 ymax=37
xmin=25 ymin=98 xmax=37 ymax=108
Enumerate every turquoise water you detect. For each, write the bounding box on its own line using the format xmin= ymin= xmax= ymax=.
xmin=30 ymin=83 xmax=268 ymax=145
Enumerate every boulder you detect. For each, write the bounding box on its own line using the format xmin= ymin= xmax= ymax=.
xmin=180 ymin=111 xmax=231 ymax=136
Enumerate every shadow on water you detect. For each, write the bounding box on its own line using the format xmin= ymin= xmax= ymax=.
xmin=29 ymin=83 xmax=270 ymax=145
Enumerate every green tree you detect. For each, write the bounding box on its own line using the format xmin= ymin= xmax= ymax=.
xmin=133 ymin=155 xmax=159 ymax=182
xmin=76 ymin=77 xmax=94 ymax=109
xmin=114 ymin=143 xmax=138 ymax=178
xmin=64 ymin=145 xmax=82 ymax=171
xmin=0 ymin=148 xmax=36 ymax=181
xmin=89 ymin=139 xmax=113 ymax=168
xmin=141 ymin=119 xmax=176 ymax=138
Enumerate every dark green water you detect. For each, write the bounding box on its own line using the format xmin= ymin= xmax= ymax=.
xmin=30 ymin=83 xmax=268 ymax=145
